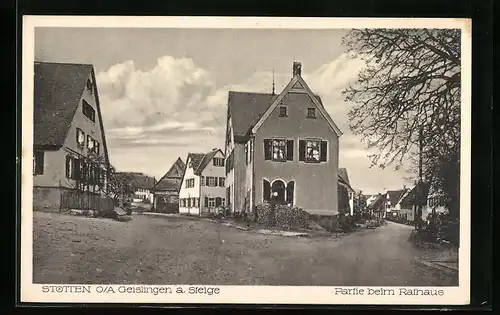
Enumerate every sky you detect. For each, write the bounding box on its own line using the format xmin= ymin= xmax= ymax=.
xmin=34 ymin=27 xmax=413 ymax=195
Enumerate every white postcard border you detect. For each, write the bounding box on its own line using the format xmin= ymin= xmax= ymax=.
xmin=21 ymin=16 xmax=472 ymax=305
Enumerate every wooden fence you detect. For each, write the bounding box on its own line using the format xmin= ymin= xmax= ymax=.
xmin=61 ymin=190 xmax=114 ymax=213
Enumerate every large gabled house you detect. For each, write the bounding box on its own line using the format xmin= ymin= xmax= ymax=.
xmin=178 ymin=149 xmax=226 ymax=215
xmin=33 ymin=61 xmax=110 ymax=211
xmin=152 ymin=157 xmax=185 ymax=213
xmin=224 ymin=62 xmax=342 ymax=216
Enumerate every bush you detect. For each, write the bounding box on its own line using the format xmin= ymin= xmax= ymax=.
xmin=274 ymin=205 xmax=309 ymax=230
xmin=338 ymin=214 xmax=355 ymax=232
xmin=255 ymin=202 xmax=276 ymax=226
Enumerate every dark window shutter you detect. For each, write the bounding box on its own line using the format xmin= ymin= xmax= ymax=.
xmin=286 ymin=181 xmax=295 ymax=205
xmin=74 ymin=159 xmax=81 ymax=180
xmin=263 ymin=179 xmax=271 ymax=202
xmin=286 ymin=140 xmax=294 ymax=161
xmin=264 ymin=139 xmax=272 ymax=160
xmin=35 ymin=152 xmax=44 ymax=174
xmin=65 ymin=155 xmax=71 ymax=178
xmin=299 ymin=140 xmax=306 ymax=161
xmin=320 ymin=141 xmax=328 ymax=162
xmin=200 ymin=176 xmax=205 ymax=186
xmin=218 ymin=177 xmax=223 ymax=187
xmin=215 ymin=197 xmax=222 ymax=207
xmin=205 ymin=197 xmax=209 ymax=207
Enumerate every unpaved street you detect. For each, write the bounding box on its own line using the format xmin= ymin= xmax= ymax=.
xmin=33 ymin=212 xmax=458 ymax=286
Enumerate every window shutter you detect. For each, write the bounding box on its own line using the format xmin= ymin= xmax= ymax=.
xmin=286 ymin=181 xmax=295 ymax=205
xmin=299 ymin=140 xmax=306 ymax=161
xmin=264 ymin=139 xmax=272 ymax=160
xmin=321 ymin=141 xmax=328 ymax=162
xmin=205 ymin=197 xmax=209 ymax=207
xmin=215 ymin=197 xmax=222 ymax=207
xmin=218 ymin=177 xmax=223 ymax=187
xmin=200 ymin=176 xmax=205 ymax=186
xmin=286 ymin=140 xmax=294 ymax=161
xmin=74 ymin=159 xmax=81 ymax=180
xmin=65 ymin=155 xmax=71 ymax=178
xmin=263 ymin=179 xmax=271 ymax=202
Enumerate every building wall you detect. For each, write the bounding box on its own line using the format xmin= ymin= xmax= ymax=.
xmin=226 ymin=143 xmax=246 ymax=212
xmin=179 ymin=156 xmax=200 ymax=214
xmin=200 ymin=151 xmax=226 ymax=212
xmin=253 ymin=92 xmax=339 ymax=216
xmin=33 ymin=186 xmax=62 ymax=212
xmin=32 ymin=150 xmax=63 ymax=187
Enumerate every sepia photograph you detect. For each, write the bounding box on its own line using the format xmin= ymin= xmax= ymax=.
xmin=21 ymin=17 xmax=471 ymax=305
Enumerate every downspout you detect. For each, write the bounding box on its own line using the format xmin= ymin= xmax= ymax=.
xmin=199 ymin=174 xmax=202 ymax=216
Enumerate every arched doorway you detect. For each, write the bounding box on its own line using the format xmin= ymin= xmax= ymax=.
xmin=271 ymin=180 xmax=286 ymax=205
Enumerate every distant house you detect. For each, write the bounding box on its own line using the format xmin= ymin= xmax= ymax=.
xmin=384 ymin=189 xmax=409 ymax=218
xmin=152 ymin=157 xmax=185 ymax=213
xmin=368 ymin=193 xmax=386 ymax=219
xmin=338 ymin=168 xmax=355 ymax=215
xmin=179 ymin=149 xmax=226 ymax=215
xmin=116 ymin=172 xmax=156 ymax=203
xmin=399 ymin=183 xmax=448 ymax=222
xmin=224 ymin=62 xmax=342 ymax=216
xmin=33 ymin=62 xmax=110 ymax=212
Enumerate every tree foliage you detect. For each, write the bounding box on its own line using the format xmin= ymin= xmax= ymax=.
xmin=342 ymin=28 xmax=461 ymax=218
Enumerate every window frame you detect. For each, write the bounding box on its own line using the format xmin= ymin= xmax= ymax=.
xmin=271 ymin=138 xmax=287 ymax=162
xmin=82 ymin=100 xmax=96 ymax=123
xmin=306 ymin=107 xmax=317 ymax=119
xmin=278 ymin=105 xmax=288 ymax=117
xmin=207 ymin=176 xmax=217 ymax=187
xmin=304 ymin=138 xmax=322 ymax=163
xmin=76 ymin=128 xmax=85 ymax=147
xmin=208 ymin=197 xmax=216 ymax=208
xmin=213 ymin=157 xmax=225 ymax=167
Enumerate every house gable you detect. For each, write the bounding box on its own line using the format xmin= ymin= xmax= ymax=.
xmin=251 ymin=71 xmax=342 ymax=137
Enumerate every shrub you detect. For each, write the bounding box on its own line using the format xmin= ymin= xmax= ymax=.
xmin=338 ymin=214 xmax=354 ymax=232
xmin=255 ymin=202 xmax=276 ymax=226
xmin=274 ymin=205 xmax=310 ymax=230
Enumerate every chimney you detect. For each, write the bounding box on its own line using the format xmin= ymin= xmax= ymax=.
xmin=212 ymin=148 xmax=218 ymax=151
xmin=293 ymin=61 xmax=302 ymax=76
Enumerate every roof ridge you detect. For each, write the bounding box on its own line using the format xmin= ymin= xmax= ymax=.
xmin=35 ymin=61 xmax=94 ymax=67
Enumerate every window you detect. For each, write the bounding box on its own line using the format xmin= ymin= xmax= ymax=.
xmin=272 ymin=139 xmax=286 ymax=161
xmin=87 ymin=135 xmax=94 ymax=150
xmin=82 ymin=100 xmax=96 ymax=122
xmin=306 ymin=108 xmax=316 ymax=118
xmin=65 ymin=155 xmax=81 ymax=179
xmin=33 ymin=151 xmax=44 ymax=175
xmin=299 ymin=139 xmax=328 ymax=163
xmin=213 ymin=157 xmax=225 ymax=167
xmin=185 ymin=178 xmax=195 ymax=188
xmin=264 ymin=139 xmax=294 ymax=162
xmin=94 ymin=141 xmax=100 ymax=155
xmin=207 ymin=176 xmax=217 ymax=187
xmin=76 ymin=128 xmax=85 ymax=147
xmin=208 ymin=198 xmax=216 ymax=208
xmin=279 ymin=105 xmax=288 ymax=117
xmin=86 ymin=79 xmax=93 ymax=93
xmin=219 ymin=177 xmax=225 ymax=187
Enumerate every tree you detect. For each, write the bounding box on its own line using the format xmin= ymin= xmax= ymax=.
xmin=342 ymin=29 xmax=461 ymax=219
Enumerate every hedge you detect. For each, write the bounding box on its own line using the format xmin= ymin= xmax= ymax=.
xmin=256 ymin=202 xmax=275 ymax=226
xmin=274 ymin=205 xmax=310 ymax=230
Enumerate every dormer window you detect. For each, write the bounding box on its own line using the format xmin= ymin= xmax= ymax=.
xmin=86 ymin=79 xmax=93 ymax=93
xmin=306 ymin=108 xmax=316 ymax=119
xmin=279 ymin=105 xmax=288 ymax=117
xmin=82 ymin=100 xmax=96 ymax=122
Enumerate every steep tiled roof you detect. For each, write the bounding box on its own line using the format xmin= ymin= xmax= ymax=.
xmin=387 ymin=190 xmax=406 ymax=206
xmin=194 ymin=149 xmax=224 ymax=175
xmin=153 ymin=158 xmax=186 ymax=192
xmin=400 ymin=182 xmax=431 ymax=206
xmin=34 ymin=62 xmax=93 ymax=146
xmin=117 ymin=172 xmax=156 ymax=190
xmin=187 ymin=153 xmax=205 ymax=171
xmin=338 ymin=168 xmax=351 ymax=186
xmin=228 ymin=91 xmax=323 ymax=138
